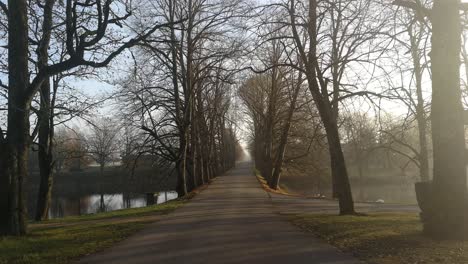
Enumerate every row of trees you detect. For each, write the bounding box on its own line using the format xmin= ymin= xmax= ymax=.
xmin=116 ymin=0 xmax=244 ymax=196
xmin=244 ymin=0 xmax=389 ymax=214
xmin=0 ymin=0 xmax=241 ymax=236
xmin=241 ymin=0 xmax=468 ymax=239
xmin=0 ymin=0 xmax=175 ymax=236
xmin=2 ymin=0 xmax=467 ymax=240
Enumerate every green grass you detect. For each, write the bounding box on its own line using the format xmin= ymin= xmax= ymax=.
xmin=0 ymin=199 xmax=187 ymax=264
xmin=290 ymin=213 xmax=468 ymax=264
xmin=42 ymin=199 xmax=185 ymax=224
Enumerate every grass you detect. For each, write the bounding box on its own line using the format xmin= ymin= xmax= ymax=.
xmin=290 ymin=213 xmax=468 ymax=264
xmin=254 ymin=169 xmax=297 ymax=196
xmin=38 ymin=199 xmax=185 ymax=224
xmin=0 ymin=198 xmax=187 ymax=264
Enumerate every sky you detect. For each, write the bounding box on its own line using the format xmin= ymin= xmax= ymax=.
xmin=22 ymin=0 xmax=468 ymax=142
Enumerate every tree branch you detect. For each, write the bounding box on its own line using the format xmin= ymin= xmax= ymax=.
xmin=392 ymin=0 xmax=432 ymax=20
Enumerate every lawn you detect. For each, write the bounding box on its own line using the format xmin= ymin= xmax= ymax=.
xmin=0 ymin=199 xmax=187 ymax=264
xmin=290 ymin=213 xmax=468 ymax=264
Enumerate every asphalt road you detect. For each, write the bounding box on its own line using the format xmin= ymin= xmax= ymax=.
xmin=78 ymin=161 xmax=361 ymax=264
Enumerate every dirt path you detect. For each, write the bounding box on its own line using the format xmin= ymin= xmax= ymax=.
xmin=78 ymin=161 xmax=360 ymax=264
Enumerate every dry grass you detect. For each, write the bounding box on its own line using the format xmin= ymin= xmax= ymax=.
xmin=290 ymin=213 xmax=468 ymax=264
xmin=254 ymin=169 xmax=299 ymax=196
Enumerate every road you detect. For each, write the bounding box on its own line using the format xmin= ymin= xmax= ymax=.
xmin=78 ymin=161 xmax=360 ymax=264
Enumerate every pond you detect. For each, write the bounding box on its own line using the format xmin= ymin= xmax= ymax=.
xmin=47 ymin=191 xmax=178 ymax=219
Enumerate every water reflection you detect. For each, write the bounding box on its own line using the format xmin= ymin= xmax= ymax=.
xmin=48 ymin=191 xmax=178 ymax=219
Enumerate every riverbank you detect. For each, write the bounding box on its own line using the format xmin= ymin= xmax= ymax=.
xmin=290 ymin=213 xmax=468 ymax=264
xmin=0 ymin=198 xmax=187 ymax=264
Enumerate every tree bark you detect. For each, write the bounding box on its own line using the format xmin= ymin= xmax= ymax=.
xmin=424 ymin=0 xmax=467 ymax=239
xmin=0 ymin=0 xmax=30 ymax=236
xmin=176 ymin=140 xmax=188 ymax=197
xmin=196 ymin=95 xmax=206 ymax=184
xmin=35 ymin=0 xmax=56 ymax=221
xmin=35 ymin=78 xmax=54 ymax=221
xmin=323 ymin=115 xmax=355 ymax=215
xmin=0 ymin=136 xmax=7 ymax=234
xmin=190 ymin=92 xmax=201 ymax=188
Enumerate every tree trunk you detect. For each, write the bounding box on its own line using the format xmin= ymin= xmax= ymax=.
xmin=35 ymin=77 xmax=53 ymax=220
xmin=290 ymin=0 xmax=355 ymax=213
xmin=99 ymin=164 xmax=105 ymax=212
xmin=4 ymin=91 xmax=30 ymax=236
xmin=196 ymin=87 xmax=208 ymax=184
xmin=190 ymin=96 xmax=199 ymax=188
xmin=263 ymin=73 xmax=276 ymax=184
xmin=146 ymin=193 xmax=155 ymax=206
xmin=33 ymin=0 xmax=56 ymax=222
xmin=409 ymin=24 xmax=430 ymax=182
xmin=0 ymin=0 xmax=30 ymax=236
xmin=210 ymin=128 xmax=219 ymax=178
xmin=416 ymin=97 xmax=430 ymax=182
xmin=270 ymin=74 xmax=302 ymax=190
xmin=218 ymin=118 xmax=226 ymax=172
xmin=254 ymin=125 xmax=266 ymax=175
xmin=424 ymin=0 xmax=467 ymax=239
xmin=324 ymin=119 xmax=355 ymax=215
xmin=168 ymin=0 xmax=187 ymax=198
xmin=99 ymin=193 xmax=105 ymax=212
xmin=196 ymin=130 xmax=205 ymax=185
xmin=176 ymin=142 xmax=188 ymax=197
xmin=269 ymin=122 xmax=289 ymax=190
xmin=0 ymin=139 xmax=7 ymax=234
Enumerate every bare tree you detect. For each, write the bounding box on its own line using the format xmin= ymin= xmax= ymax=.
xmin=0 ymin=0 xmax=30 ymax=235
xmin=382 ymin=4 xmax=432 ymax=182
xmin=341 ymin=112 xmax=378 ymax=199
xmin=247 ymin=0 xmax=393 ymax=214
xmin=86 ymin=118 xmax=121 ymax=178
xmin=239 ymin=53 xmax=305 ymax=190
xmin=395 ymin=0 xmax=468 ymax=239
xmin=53 ymin=127 xmax=91 ymax=173
xmin=118 ymin=0 xmax=246 ymax=197
xmin=0 ymin=0 xmax=182 ymax=235
xmin=86 ymin=118 xmax=120 ymax=212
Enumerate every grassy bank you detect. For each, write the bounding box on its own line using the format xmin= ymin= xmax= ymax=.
xmin=290 ymin=213 xmax=468 ymax=264
xmin=254 ymin=169 xmax=295 ymax=196
xmin=0 ymin=199 xmax=187 ymax=264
